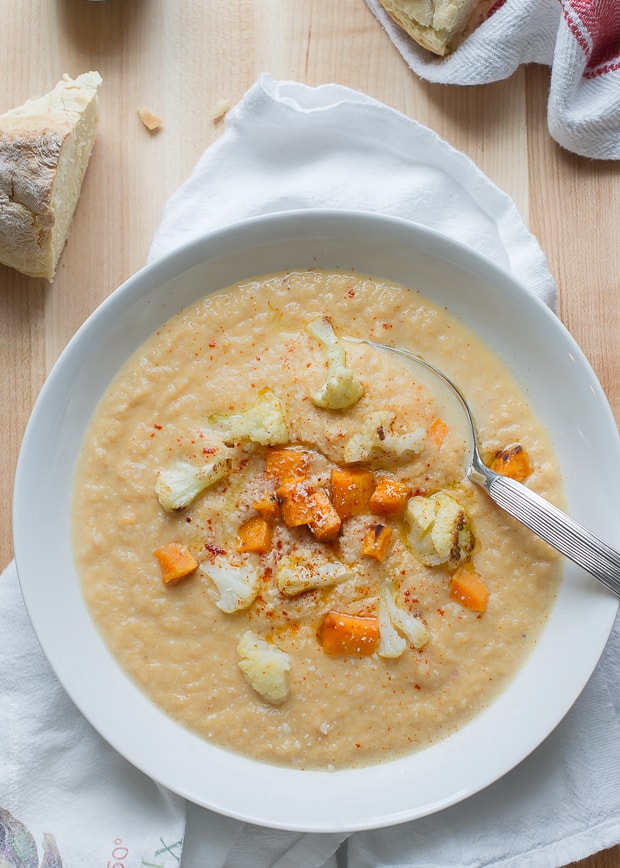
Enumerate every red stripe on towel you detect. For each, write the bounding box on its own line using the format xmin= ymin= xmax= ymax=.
xmin=561 ymin=0 xmax=620 ymax=74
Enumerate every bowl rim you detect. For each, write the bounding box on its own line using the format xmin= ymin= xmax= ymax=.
xmin=13 ymin=208 xmax=620 ymax=832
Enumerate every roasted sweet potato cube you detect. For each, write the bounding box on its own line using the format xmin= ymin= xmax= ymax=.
xmin=428 ymin=417 xmax=449 ymax=447
xmin=307 ymin=489 xmax=342 ymax=541
xmin=450 ymin=566 xmax=490 ymax=612
xmin=265 ymin=447 xmax=311 ymax=484
xmin=490 ymin=444 xmax=532 ymax=483
xmin=276 ymin=478 xmax=315 ymax=528
xmin=361 ymin=523 xmax=393 ymax=562
xmin=330 ymin=467 xmax=375 ymax=519
xmin=252 ymin=492 xmax=281 ymax=521
xmin=317 ymin=610 xmax=380 ymax=656
xmin=153 ymin=542 xmax=198 ymax=585
xmin=236 ymin=515 xmax=273 ymax=554
xmin=369 ymin=476 xmax=410 ymax=517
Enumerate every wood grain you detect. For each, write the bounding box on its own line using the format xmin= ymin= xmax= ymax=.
xmin=1 ymin=2 xmax=618 ymax=864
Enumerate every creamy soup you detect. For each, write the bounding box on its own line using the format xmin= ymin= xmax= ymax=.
xmin=72 ymin=270 xmax=562 ymax=770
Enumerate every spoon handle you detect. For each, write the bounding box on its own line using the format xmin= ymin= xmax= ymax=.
xmin=481 ymin=472 xmax=620 ymax=598
xmin=346 ymin=335 xmax=620 ymax=598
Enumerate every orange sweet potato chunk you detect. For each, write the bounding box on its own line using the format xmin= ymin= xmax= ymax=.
xmin=490 ymin=444 xmax=532 ymax=483
xmin=236 ymin=515 xmax=273 ymax=554
xmin=276 ymin=478 xmax=315 ymax=528
xmin=450 ymin=567 xmax=490 ymax=612
xmin=153 ymin=542 xmax=198 ymax=585
xmin=330 ymin=467 xmax=375 ymax=520
xmin=361 ymin=523 xmax=393 ymax=562
xmin=428 ymin=417 xmax=449 ymax=447
xmin=317 ymin=610 xmax=380 ymax=656
xmin=369 ymin=476 xmax=410 ymax=517
xmin=307 ymin=489 xmax=342 ymax=541
xmin=265 ymin=447 xmax=311 ymax=485
xmin=252 ymin=492 xmax=281 ymax=521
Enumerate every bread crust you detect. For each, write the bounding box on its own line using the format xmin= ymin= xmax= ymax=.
xmin=376 ymin=0 xmax=497 ymax=56
xmin=0 ymin=72 xmax=102 ymax=279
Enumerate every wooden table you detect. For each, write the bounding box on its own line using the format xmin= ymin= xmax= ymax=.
xmin=1 ymin=2 xmax=618 ymax=864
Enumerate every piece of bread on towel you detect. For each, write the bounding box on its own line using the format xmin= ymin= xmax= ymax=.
xmin=376 ymin=0 xmax=497 ymax=56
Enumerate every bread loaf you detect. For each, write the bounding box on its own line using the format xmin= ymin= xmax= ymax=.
xmin=376 ymin=0 xmax=496 ymax=56
xmin=0 ymin=71 xmax=102 ymax=280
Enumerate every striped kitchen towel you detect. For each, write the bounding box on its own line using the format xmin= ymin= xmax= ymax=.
xmin=366 ymin=0 xmax=620 ymax=159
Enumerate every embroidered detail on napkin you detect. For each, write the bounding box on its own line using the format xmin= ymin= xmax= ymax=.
xmin=0 ymin=561 xmax=186 ymax=868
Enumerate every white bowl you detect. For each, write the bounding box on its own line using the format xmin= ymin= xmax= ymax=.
xmin=13 ymin=210 xmax=620 ymax=832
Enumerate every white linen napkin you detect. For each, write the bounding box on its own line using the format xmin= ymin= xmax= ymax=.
xmin=0 ymin=560 xmax=187 ymax=867
xmin=4 ymin=74 xmax=620 ymax=868
xmin=364 ymin=0 xmax=620 ymax=160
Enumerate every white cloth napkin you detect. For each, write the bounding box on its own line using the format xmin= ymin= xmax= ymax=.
xmin=365 ymin=0 xmax=620 ymax=160
xmin=4 ymin=74 xmax=620 ymax=868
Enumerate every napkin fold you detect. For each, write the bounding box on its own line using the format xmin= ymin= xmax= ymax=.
xmin=365 ymin=0 xmax=620 ymax=160
xmin=5 ymin=75 xmax=620 ymax=868
xmin=149 ymin=78 xmax=556 ymax=308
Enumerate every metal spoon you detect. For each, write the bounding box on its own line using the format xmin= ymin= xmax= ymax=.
xmin=345 ymin=336 xmax=620 ymax=599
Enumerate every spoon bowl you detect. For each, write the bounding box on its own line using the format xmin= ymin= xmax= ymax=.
xmin=346 ymin=336 xmax=620 ymax=599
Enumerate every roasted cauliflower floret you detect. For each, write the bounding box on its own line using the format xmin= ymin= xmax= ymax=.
xmin=237 ymin=631 xmax=291 ymax=703
xmin=202 ymin=556 xmax=261 ymax=613
xmin=209 ymin=391 xmax=289 ymax=446
xmin=343 ymin=410 xmax=426 ymax=463
xmin=155 ymin=455 xmax=230 ymax=511
xmin=378 ymin=584 xmax=429 ymax=659
xmin=308 ymin=317 xmax=364 ymax=410
xmin=405 ymin=490 xmax=474 ymax=568
xmin=377 ymin=594 xmax=407 ymax=659
xmin=276 ymin=550 xmax=356 ymax=597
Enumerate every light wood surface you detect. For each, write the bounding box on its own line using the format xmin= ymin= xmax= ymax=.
xmin=1 ymin=2 xmax=618 ymax=864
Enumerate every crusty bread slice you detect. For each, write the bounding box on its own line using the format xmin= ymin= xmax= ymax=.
xmin=0 ymin=71 xmax=102 ymax=280
xmin=376 ymin=0 xmax=496 ymax=56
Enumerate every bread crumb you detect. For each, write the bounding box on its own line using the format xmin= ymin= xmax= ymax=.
xmin=212 ymin=98 xmax=231 ymax=122
xmin=137 ymin=107 xmax=162 ymax=132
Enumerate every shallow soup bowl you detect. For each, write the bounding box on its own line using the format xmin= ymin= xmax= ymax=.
xmin=13 ymin=210 xmax=620 ymax=832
